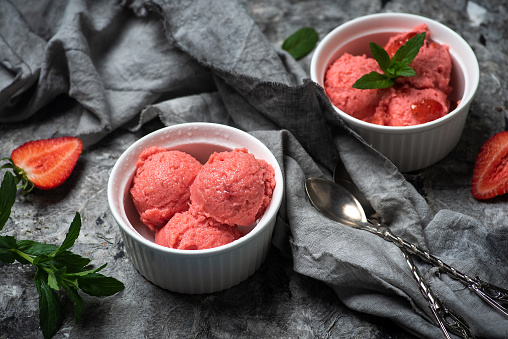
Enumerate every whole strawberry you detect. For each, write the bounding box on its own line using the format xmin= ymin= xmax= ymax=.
xmin=472 ymin=131 xmax=508 ymax=200
xmin=1 ymin=136 xmax=83 ymax=194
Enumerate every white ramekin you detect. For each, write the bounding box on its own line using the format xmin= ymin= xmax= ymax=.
xmin=310 ymin=13 xmax=479 ymax=172
xmin=107 ymin=123 xmax=284 ymax=294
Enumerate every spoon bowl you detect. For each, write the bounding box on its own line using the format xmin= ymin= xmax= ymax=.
xmin=305 ymin=177 xmax=366 ymax=226
xmin=333 ymin=160 xmax=377 ymax=219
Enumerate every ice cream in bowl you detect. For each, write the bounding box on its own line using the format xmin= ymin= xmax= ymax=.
xmin=107 ymin=123 xmax=284 ymax=294
xmin=310 ymin=13 xmax=479 ymax=172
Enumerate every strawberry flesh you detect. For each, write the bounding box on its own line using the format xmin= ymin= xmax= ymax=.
xmin=472 ymin=131 xmax=508 ymax=200
xmin=410 ymin=98 xmax=444 ymax=124
xmin=385 ymin=32 xmax=418 ymax=56
xmin=10 ymin=136 xmax=83 ymax=190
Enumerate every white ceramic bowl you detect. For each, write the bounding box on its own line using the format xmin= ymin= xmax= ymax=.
xmin=107 ymin=123 xmax=284 ymax=294
xmin=310 ymin=13 xmax=479 ymax=172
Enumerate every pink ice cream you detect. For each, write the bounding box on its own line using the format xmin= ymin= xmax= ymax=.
xmin=385 ymin=24 xmax=452 ymax=95
xmin=190 ymin=148 xmax=276 ymax=227
xmin=131 ymin=146 xmax=276 ymax=250
xmin=324 ymin=53 xmax=385 ymax=120
xmin=371 ymin=87 xmax=449 ymax=126
xmin=324 ymin=24 xmax=453 ymax=126
xmin=130 ymin=146 xmax=202 ymax=231
xmin=155 ymin=211 xmax=241 ymax=250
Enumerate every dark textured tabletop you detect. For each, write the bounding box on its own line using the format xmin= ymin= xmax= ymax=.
xmin=1 ymin=0 xmax=506 ymax=338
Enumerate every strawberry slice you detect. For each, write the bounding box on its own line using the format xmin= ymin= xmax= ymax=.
xmin=2 ymin=136 xmax=83 ymax=193
xmin=472 ymin=131 xmax=508 ymax=200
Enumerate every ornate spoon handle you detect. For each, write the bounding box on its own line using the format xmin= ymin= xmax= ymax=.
xmin=468 ymin=278 xmax=508 ymax=317
xmin=356 ymin=221 xmax=508 ymax=318
xmin=401 ymin=248 xmax=474 ymax=339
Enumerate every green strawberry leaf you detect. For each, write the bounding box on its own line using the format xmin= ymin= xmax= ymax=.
xmin=1 ymin=158 xmax=33 ymax=194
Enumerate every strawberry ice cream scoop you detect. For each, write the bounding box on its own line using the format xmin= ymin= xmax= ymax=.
xmin=155 ymin=211 xmax=242 ymax=250
xmin=371 ymin=86 xmax=449 ymax=126
xmin=324 ymin=53 xmax=385 ymax=120
xmin=130 ymin=146 xmax=202 ymax=231
xmin=190 ymin=148 xmax=276 ymax=227
xmin=385 ymin=24 xmax=452 ymax=95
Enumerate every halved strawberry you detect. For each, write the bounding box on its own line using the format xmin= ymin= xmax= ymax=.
xmin=472 ymin=131 xmax=508 ymax=200
xmin=1 ymin=137 xmax=83 ymax=194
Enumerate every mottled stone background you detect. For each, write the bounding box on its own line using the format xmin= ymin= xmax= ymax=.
xmin=1 ymin=0 xmax=506 ymax=338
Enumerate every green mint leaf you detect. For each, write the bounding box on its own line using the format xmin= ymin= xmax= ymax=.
xmin=392 ymin=64 xmax=417 ymax=77
xmin=68 ymin=263 xmax=107 ymax=277
xmin=55 ymin=212 xmax=81 ymax=255
xmin=0 ymin=171 xmax=17 ymax=231
xmin=1 ymin=172 xmax=124 ymax=338
xmin=17 ymin=240 xmax=58 ymax=256
xmin=33 ymin=254 xmax=53 ymax=265
xmin=52 ymin=251 xmax=91 ymax=273
xmin=0 ymin=248 xmax=15 ymax=263
xmin=78 ymin=272 xmax=125 ymax=297
xmin=369 ymin=42 xmax=391 ymax=73
xmin=353 ymin=71 xmax=395 ymax=89
xmin=18 ymin=239 xmax=91 ymax=272
xmin=61 ymin=282 xmax=84 ymax=322
xmin=0 ymin=235 xmax=17 ymax=263
xmin=391 ymin=32 xmax=426 ymax=65
xmin=282 ymin=27 xmax=318 ymax=60
xmin=33 ymin=212 xmax=81 ymax=265
xmin=356 ymin=31 xmax=426 ymax=90
xmin=0 ymin=234 xmax=16 ymax=249
xmin=48 ymin=272 xmax=60 ymax=291
xmin=35 ymin=268 xmax=62 ymax=339
xmin=386 ymin=61 xmax=417 ymax=78
xmin=61 ymin=274 xmax=80 ymax=290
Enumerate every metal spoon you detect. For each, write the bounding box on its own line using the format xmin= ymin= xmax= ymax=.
xmin=332 ymin=162 xmax=473 ymax=338
xmin=331 ymin=160 xmax=452 ymax=329
xmin=305 ymin=177 xmax=472 ymax=339
xmin=333 ymin=161 xmax=508 ymax=319
xmin=305 ymin=176 xmax=508 ymax=319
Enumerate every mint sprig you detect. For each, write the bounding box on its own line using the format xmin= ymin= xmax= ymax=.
xmin=353 ymin=32 xmax=426 ymax=89
xmin=0 ymin=171 xmax=124 ymax=339
xmin=282 ymin=27 xmax=318 ymax=60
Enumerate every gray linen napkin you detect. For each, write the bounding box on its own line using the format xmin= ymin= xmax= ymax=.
xmin=1 ymin=0 xmax=507 ymax=338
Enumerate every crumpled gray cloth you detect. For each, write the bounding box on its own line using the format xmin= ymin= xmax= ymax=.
xmin=1 ymin=0 xmax=507 ymax=338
